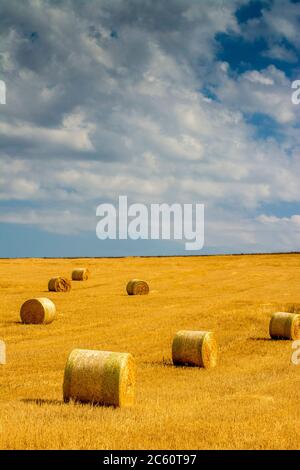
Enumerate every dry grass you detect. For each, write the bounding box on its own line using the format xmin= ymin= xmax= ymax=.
xmin=0 ymin=254 xmax=300 ymax=450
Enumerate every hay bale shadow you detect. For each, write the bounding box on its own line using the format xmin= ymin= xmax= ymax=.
xmin=248 ymin=337 xmax=273 ymax=341
xmin=144 ymin=358 xmax=174 ymax=368
xmin=248 ymin=337 xmax=291 ymax=341
xmin=22 ymin=398 xmax=119 ymax=408
xmin=2 ymin=320 xmax=22 ymax=325
xmin=21 ymin=398 xmax=64 ymax=406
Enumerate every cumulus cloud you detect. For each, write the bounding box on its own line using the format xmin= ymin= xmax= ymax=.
xmin=262 ymin=45 xmax=298 ymax=63
xmin=0 ymin=0 xmax=300 ymax=254
xmin=216 ymin=64 xmax=299 ymax=124
xmin=256 ymin=213 xmax=300 ymax=250
xmin=240 ymin=0 xmax=300 ymax=48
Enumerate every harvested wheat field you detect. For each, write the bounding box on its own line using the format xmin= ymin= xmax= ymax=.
xmin=0 ymin=254 xmax=300 ymax=450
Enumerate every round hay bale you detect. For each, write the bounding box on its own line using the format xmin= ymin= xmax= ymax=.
xmin=172 ymin=330 xmax=217 ymax=368
xmin=126 ymin=279 xmax=149 ymax=295
xmin=20 ymin=298 xmax=56 ymax=324
xmin=72 ymin=268 xmax=90 ymax=281
xmin=63 ymin=349 xmax=135 ymax=407
xmin=269 ymin=312 xmax=300 ymax=340
xmin=48 ymin=277 xmax=71 ymax=292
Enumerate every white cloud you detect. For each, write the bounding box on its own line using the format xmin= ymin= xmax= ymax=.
xmin=0 ymin=120 xmax=94 ymax=152
xmin=262 ymin=45 xmax=298 ymax=63
xmin=244 ymin=70 xmax=274 ymax=86
xmin=0 ymin=0 xmax=300 ymax=254
xmin=241 ymin=0 xmax=300 ymax=46
xmin=216 ymin=64 xmax=299 ymax=124
xmin=0 ymin=208 xmax=94 ymax=234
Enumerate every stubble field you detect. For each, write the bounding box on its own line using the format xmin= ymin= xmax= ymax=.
xmin=0 ymin=254 xmax=299 ymax=450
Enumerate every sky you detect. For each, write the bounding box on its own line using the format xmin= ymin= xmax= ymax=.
xmin=0 ymin=0 xmax=300 ymax=257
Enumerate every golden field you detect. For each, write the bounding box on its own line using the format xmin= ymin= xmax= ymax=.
xmin=0 ymin=254 xmax=300 ymax=450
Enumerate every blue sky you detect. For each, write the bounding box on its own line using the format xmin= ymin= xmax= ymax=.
xmin=0 ymin=0 xmax=300 ymax=257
